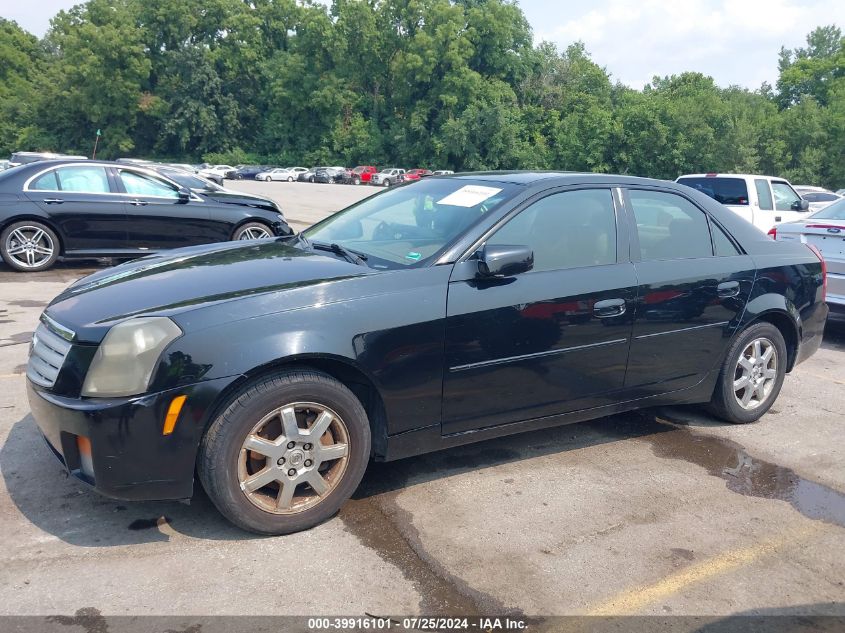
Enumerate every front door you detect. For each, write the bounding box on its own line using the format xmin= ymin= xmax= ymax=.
xmin=26 ymin=164 xmax=128 ymax=252
xmin=442 ymin=187 xmax=636 ymax=435
xmin=622 ymin=188 xmax=755 ymax=396
xmin=115 ymin=168 xmax=219 ymax=249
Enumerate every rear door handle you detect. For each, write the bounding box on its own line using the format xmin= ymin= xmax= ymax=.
xmin=129 ymin=199 xmax=149 ymax=206
xmin=594 ymin=298 xmax=627 ymax=318
xmin=42 ymin=198 xmax=64 ymax=204
xmin=717 ymin=281 xmax=740 ymax=298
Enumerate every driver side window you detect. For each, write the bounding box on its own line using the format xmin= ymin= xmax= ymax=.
xmin=119 ymin=170 xmax=180 ymax=198
xmin=771 ymin=182 xmax=800 ymax=211
xmin=487 ymin=189 xmax=617 ymax=273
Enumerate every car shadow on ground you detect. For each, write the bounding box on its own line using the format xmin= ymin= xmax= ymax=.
xmin=0 ymin=259 xmax=104 ymax=282
xmin=2 ymin=410 xmax=687 ymax=547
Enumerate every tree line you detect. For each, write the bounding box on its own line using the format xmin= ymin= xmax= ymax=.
xmin=1 ymin=0 xmax=843 ymax=188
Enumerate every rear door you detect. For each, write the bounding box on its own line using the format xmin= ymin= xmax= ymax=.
xmin=26 ymin=164 xmax=127 ymax=252
xmin=622 ymin=187 xmax=756 ymax=396
xmin=115 ymin=167 xmax=221 ymax=249
xmin=442 ymin=187 xmax=636 ymax=434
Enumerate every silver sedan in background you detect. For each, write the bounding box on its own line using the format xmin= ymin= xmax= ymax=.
xmin=772 ymin=197 xmax=845 ymax=314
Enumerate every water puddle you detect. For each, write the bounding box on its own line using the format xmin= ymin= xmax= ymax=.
xmin=644 ymin=413 xmax=845 ymax=529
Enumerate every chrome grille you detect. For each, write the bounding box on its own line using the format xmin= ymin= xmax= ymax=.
xmin=27 ymin=322 xmax=72 ymax=388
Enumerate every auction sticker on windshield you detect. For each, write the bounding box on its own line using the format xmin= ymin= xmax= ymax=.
xmin=436 ymin=185 xmax=502 ymax=207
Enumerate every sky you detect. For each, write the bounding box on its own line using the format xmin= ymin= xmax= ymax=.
xmin=4 ymin=0 xmax=845 ymax=90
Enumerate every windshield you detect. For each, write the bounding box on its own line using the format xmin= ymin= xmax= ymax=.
xmin=810 ymin=198 xmax=845 ymax=220
xmin=303 ymin=178 xmax=520 ymax=269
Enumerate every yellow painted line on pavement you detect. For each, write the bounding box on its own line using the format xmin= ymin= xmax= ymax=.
xmin=584 ymin=524 xmax=823 ymax=615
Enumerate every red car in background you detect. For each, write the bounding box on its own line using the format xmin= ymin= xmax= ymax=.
xmin=403 ymin=169 xmax=432 ymax=182
xmin=345 ymin=166 xmax=378 ymax=185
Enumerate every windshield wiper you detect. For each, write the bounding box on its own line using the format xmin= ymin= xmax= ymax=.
xmin=310 ymin=241 xmax=369 ymax=266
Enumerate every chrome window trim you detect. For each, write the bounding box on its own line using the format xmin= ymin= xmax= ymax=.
xmin=22 ymin=162 xmax=192 ymax=200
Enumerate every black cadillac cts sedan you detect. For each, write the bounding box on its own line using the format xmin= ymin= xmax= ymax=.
xmin=27 ymin=172 xmax=827 ymax=534
xmin=0 ymin=160 xmax=291 ymax=272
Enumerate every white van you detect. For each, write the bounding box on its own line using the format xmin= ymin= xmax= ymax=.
xmin=676 ymin=173 xmax=810 ymax=234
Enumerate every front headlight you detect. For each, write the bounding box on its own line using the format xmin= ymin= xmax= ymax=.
xmin=81 ymin=317 xmax=182 ymax=397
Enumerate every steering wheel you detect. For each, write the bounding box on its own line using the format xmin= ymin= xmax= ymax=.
xmin=373 ymin=221 xmax=395 ymax=241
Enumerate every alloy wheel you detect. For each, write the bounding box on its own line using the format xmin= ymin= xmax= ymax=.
xmin=4 ymin=226 xmax=55 ymax=269
xmin=237 ymin=402 xmax=350 ymax=514
xmin=733 ymin=337 xmax=778 ymax=410
xmin=238 ymin=226 xmax=272 ymax=240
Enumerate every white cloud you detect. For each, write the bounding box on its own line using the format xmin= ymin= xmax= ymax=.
xmin=525 ymin=0 xmax=845 ymax=88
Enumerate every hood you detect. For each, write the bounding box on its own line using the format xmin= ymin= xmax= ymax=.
xmin=198 ymin=189 xmax=281 ymax=213
xmin=46 ymin=240 xmax=370 ymax=343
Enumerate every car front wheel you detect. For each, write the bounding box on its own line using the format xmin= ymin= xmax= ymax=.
xmin=1 ymin=221 xmax=60 ymax=272
xmin=706 ymin=322 xmax=787 ymax=424
xmin=198 ymin=369 xmax=371 ymax=534
xmin=233 ymin=222 xmax=273 ymax=240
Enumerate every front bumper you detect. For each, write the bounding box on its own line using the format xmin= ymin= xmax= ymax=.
xmin=27 ymin=375 xmax=240 ymax=501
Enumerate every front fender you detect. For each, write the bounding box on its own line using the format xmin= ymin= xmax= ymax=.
xmin=155 ymin=266 xmax=453 ymax=435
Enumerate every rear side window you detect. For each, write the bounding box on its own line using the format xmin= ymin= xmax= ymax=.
xmin=629 ymin=190 xmax=713 ymax=260
xmin=56 ymin=166 xmax=110 ymax=193
xmin=30 ymin=170 xmax=59 ymax=191
xmin=711 ymin=222 xmax=741 ymax=256
xmin=803 ymin=192 xmax=839 ymax=202
xmin=755 ymin=179 xmax=774 ymax=210
xmin=677 ymin=177 xmax=749 ymax=205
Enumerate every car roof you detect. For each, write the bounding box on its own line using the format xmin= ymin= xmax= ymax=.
xmin=677 ymin=173 xmax=791 ymax=181
xmin=451 ymin=171 xmax=680 ymax=187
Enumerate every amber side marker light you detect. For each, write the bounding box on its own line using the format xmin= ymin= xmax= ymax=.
xmin=163 ymin=395 xmax=187 ymax=436
xmin=77 ymin=435 xmax=94 ymax=478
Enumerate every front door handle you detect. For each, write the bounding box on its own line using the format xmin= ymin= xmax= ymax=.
xmin=594 ymin=298 xmax=627 ymax=318
xmin=42 ymin=198 xmax=64 ymax=204
xmin=129 ymin=199 xmax=149 ymax=206
xmin=717 ymin=281 xmax=740 ymax=298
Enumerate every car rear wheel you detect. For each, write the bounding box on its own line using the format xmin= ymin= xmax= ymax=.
xmin=233 ymin=222 xmax=273 ymax=241
xmin=308 ymin=176 xmax=315 ymax=183
xmin=264 ymin=176 xmax=272 ymax=182
xmin=706 ymin=322 xmax=787 ymax=424
xmin=353 ymin=177 xmax=361 ymax=185
xmin=383 ymin=180 xmax=391 ymax=187
xmin=198 ymin=369 xmax=371 ymax=534
xmin=1 ymin=221 xmax=60 ymax=272
xmin=287 ymin=176 xmax=294 ymax=182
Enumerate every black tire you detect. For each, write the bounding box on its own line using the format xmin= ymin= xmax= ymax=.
xmin=232 ymin=222 xmax=273 ymax=241
xmin=353 ymin=177 xmax=361 ymax=186
xmin=706 ymin=322 xmax=787 ymax=424
xmin=264 ymin=176 xmax=271 ymax=182
xmin=0 ymin=220 xmax=60 ymax=272
xmin=198 ymin=369 xmax=371 ymax=534
xmin=308 ymin=176 xmax=315 ymax=183
xmin=287 ymin=176 xmax=294 ymax=182
xmin=383 ymin=179 xmax=391 ymax=187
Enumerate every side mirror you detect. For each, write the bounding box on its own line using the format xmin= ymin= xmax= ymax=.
xmin=478 ymin=244 xmax=534 ymax=277
xmin=177 ymin=187 xmax=191 ymax=203
xmin=793 ymin=199 xmax=810 ymax=211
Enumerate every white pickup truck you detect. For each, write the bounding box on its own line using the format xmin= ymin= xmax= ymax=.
xmin=676 ymin=173 xmax=810 ymax=234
